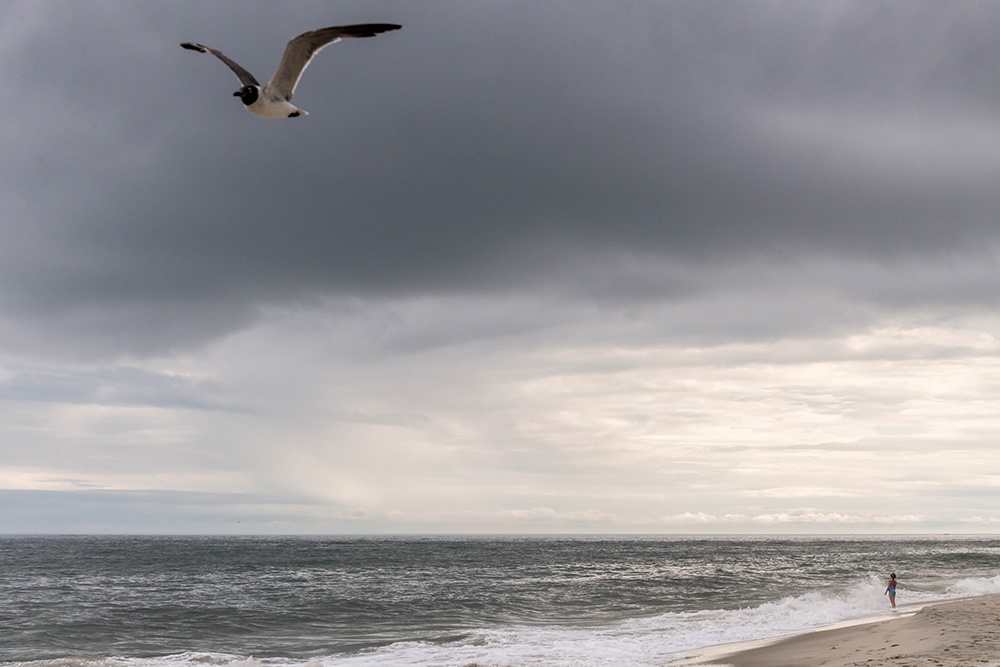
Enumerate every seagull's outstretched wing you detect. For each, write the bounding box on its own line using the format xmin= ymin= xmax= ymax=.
xmin=181 ymin=42 xmax=260 ymax=87
xmin=266 ymin=23 xmax=401 ymax=101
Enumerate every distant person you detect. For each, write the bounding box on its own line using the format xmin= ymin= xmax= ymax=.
xmin=885 ymin=573 xmax=897 ymax=609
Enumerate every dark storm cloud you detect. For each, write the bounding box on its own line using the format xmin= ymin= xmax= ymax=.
xmin=4 ymin=1 xmax=1000 ymax=357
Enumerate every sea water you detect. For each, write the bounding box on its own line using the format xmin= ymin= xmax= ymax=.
xmin=2 ymin=535 xmax=999 ymax=667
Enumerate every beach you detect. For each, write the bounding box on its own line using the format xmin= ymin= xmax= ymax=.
xmin=704 ymin=594 xmax=1000 ymax=667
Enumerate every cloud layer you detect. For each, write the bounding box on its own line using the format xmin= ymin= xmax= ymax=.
xmin=2 ymin=0 xmax=1000 ymax=532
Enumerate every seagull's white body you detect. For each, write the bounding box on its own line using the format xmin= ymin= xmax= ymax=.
xmin=181 ymin=23 xmax=401 ymax=119
xmin=244 ymin=95 xmax=303 ymax=120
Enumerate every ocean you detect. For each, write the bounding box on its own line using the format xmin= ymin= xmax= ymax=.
xmin=2 ymin=535 xmax=999 ymax=667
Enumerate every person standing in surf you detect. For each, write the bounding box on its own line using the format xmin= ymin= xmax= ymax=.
xmin=885 ymin=573 xmax=897 ymax=609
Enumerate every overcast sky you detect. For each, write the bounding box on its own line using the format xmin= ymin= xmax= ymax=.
xmin=2 ymin=0 xmax=1000 ymax=534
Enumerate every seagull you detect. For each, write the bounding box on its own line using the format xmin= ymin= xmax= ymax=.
xmin=181 ymin=23 xmax=401 ymax=119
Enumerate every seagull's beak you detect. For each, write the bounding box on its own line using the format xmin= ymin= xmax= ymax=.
xmin=233 ymin=90 xmax=242 ymax=97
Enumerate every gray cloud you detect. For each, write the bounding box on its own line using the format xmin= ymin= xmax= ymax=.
xmin=5 ymin=1 xmax=1000 ymax=359
xmin=0 ymin=364 xmax=233 ymax=410
xmin=4 ymin=1 xmax=1000 ymax=533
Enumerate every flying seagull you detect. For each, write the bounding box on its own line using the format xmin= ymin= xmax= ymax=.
xmin=181 ymin=23 xmax=401 ymax=119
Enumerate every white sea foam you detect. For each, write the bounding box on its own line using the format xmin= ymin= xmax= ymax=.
xmin=25 ymin=574 xmax=987 ymax=667
xmin=947 ymin=573 xmax=1000 ymax=597
xmin=311 ymin=574 xmax=1000 ymax=666
xmin=11 ymin=575 xmax=1000 ymax=667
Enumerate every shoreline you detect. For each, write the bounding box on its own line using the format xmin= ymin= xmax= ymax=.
xmin=683 ymin=593 xmax=1000 ymax=667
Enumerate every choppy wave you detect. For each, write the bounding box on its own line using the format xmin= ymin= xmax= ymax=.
xmin=10 ymin=574 xmax=1000 ymax=667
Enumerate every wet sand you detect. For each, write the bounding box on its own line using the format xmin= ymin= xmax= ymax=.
xmin=701 ymin=594 xmax=1000 ymax=667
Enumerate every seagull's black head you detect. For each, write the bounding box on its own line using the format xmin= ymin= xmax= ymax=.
xmin=233 ymin=85 xmax=259 ymax=106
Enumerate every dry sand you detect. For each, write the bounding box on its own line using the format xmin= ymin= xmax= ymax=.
xmin=701 ymin=594 xmax=1000 ymax=667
